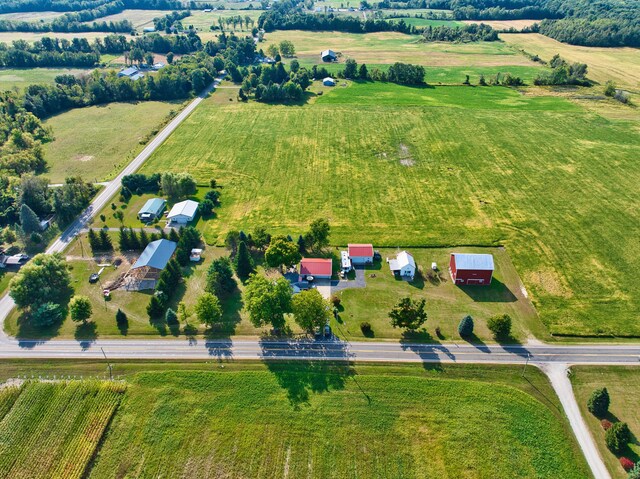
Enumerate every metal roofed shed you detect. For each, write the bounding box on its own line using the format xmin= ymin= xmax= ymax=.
xmin=125 ymin=239 xmax=177 ymax=290
xmin=348 ymin=243 xmax=374 ymax=264
xmin=137 ymin=198 xmax=166 ymax=222
xmin=449 ymin=253 xmax=494 ymax=286
xmin=118 ymin=66 xmax=139 ymax=78
xmin=323 ymin=77 xmax=336 ymax=86
xmin=321 ymin=49 xmax=337 ymax=62
xmin=167 ymin=200 xmax=199 ymax=225
xmin=299 ymin=258 xmax=333 ymax=280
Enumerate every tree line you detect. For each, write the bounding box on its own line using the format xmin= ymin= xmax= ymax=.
xmin=533 ymin=54 xmax=588 ymax=86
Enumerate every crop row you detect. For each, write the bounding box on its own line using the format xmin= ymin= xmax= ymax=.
xmin=0 ymin=380 xmax=126 ymax=479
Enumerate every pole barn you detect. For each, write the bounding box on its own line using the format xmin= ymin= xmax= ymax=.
xmin=449 ymin=253 xmax=494 ymax=286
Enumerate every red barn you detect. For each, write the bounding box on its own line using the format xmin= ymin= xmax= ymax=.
xmin=449 ymin=253 xmax=494 ymax=286
xmin=299 ymin=258 xmax=333 ymax=280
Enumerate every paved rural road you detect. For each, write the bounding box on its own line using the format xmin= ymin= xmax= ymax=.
xmin=0 ymin=74 xmax=224 ymax=329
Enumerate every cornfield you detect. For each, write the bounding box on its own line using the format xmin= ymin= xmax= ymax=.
xmin=0 ymin=380 xmax=126 ymax=479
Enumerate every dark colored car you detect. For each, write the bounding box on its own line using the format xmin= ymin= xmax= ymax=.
xmin=89 ymin=273 xmax=100 ymax=284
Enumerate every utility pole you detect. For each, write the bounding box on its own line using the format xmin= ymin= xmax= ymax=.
xmin=101 ymin=348 xmax=113 ymax=380
xmin=521 ymin=353 xmax=531 ymax=377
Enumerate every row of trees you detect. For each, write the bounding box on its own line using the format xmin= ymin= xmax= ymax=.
xmin=421 ymin=23 xmax=497 ymax=42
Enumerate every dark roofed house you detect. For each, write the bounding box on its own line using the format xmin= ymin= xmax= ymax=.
xmin=125 ymin=239 xmax=177 ymax=290
xmin=321 ymin=49 xmax=337 ymax=62
xmin=449 ymin=253 xmax=494 ymax=286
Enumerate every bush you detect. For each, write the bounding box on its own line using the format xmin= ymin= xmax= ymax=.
xmin=605 ymin=422 xmax=630 ymax=454
xmin=360 ymin=321 xmax=372 ymax=335
xmin=458 ymin=315 xmax=474 ymax=337
xmin=331 ymin=295 xmax=341 ymax=307
xmin=628 ymin=463 xmax=640 ymax=479
xmin=620 ymin=457 xmax=635 ymax=472
xmin=601 ymin=419 xmax=612 ymax=430
xmin=487 ymin=314 xmax=511 ymax=338
xmin=587 ymin=387 xmax=610 ymax=417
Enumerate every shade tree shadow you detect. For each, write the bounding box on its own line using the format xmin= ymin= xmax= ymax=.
xmin=74 ymin=321 xmax=98 ymax=350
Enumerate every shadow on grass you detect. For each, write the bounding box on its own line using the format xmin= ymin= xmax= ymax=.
xmin=15 ymin=312 xmax=64 ymax=344
xmin=458 ymin=278 xmax=517 ymax=303
xmin=260 ymin=356 xmax=356 ymax=409
xmin=74 ymin=321 xmax=98 ymax=350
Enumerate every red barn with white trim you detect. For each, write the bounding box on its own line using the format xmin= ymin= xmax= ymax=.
xmin=299 ymin=258 xmax=333 ymax=280
xmin=449 ymin=253 xmax=494 ymax=286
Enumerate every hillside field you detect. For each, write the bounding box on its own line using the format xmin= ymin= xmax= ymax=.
xmin=43 ymin=101 xmax=181 ymax=183
xmin=139 ymin=81 xmax=640 ymax=338
xmin=0 ymin=363 xmax=588 ymax=479
xmin=0 ymin=67 xmax=93 ymax=91
xmin=571 ymin=366 xmax=640 ymax=478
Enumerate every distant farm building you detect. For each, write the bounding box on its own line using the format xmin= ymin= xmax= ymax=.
xmin=321 ymin=49 xmax=337 ymax=62
xmin=143 ymin=27 xmax=156 ymax=33
xmin=323 ymin=77 xmax=336 ymax=86
xmin=389 ymin=251 xmax=416 ymax=280
xmin=348 ymin=244 xmax=373 ymax=264
xmin=299 ymin=258 xmax=332 ymax=281
xmin=137 ymin=198 xmax=166 ymax=222
xmin=118 ymin=66 xmax=144 ymax=81
xmin=124 ymin=239 xmax=177 ymax=290
xmin=167 ymin=200 xmax=199 ymax=225
xmin=449 ymin=253 xmax=494 ymax=286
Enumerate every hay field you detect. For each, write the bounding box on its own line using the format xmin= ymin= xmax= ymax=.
xmin=464 ymin=19 xmax=539 ymax=30
xmin=0 ymin=67 xmax=92 ymax=91
xmin=501 ymin=33 xmax=640 ymax=89
xmin=0 ymin=11 xmax=64 ymax=22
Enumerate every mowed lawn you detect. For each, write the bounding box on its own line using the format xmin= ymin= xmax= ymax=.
xmin=140 ymin=82 xmax=640 ymax=338
xmin=43 ymin=101 xmax=181 ymax=183
xmin=571 ymin=367 xmax=640 ymax=478
xmin=83 ymin=364 xmax=590 ymax=479
xmin=500 ymin=33 xmax=640 ymax=89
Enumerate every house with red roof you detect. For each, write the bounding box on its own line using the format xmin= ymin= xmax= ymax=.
xmin=348 ymin=244 xmax=374 ymax=265
xmin=299 ymin=258 xmax=333 ymax=281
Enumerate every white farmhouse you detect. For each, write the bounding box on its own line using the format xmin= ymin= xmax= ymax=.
xmin=389 ymin=251 xmax=416 ymax=280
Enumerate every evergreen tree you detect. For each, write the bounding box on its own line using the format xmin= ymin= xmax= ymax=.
xmin=99 ymin=229 xmax=113 ymax=251
xmin=169 ymin=228 xmax=180 ymax=243
xmin=139 ymin=229 xmax=150 ymax=249
xmin=147 ymin=294 xmax=164 ymax=319
xmin=19 ymin=203 xmax=41 ymax=234
xmin=458 ymin=315 xmax=474 ymax=337
xmin=297 ymin=234 xmax=306 ymax=253
xmin=128 ymin=228 xmax=141 ymax=250
xmin=587 ymin=388 xmax=610 ymax=417
xmin=234 ymin=241 xmax=254 ymax=280
xmin=87 ymin=228 xmax=100 ymax=253
xmin=359 ymin=63 xmax=368 ymax=80
xmin=118 ymin=227 xmax=130 ymax=251
xmin=165 ymin=308 xmax=179 ymax=325
xmin=115 ymin=308 xmax=128 ymax=327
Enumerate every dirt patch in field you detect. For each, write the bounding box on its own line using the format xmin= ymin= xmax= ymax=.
xmin=398 ymin=143 xmax=415 ymax=166
xmin=526 ymin=269 xmax=572 ymax=298
xmin=76 ymin=155 xmax=94 ymax=162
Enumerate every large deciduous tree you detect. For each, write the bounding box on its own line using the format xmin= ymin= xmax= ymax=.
xmin=292 ymin=288 xmax=330 ymax=333
xmin=244 ymin=274 xmax=292 ymax=330
xmin=389 ymin=297 xmax=427 ymax=331
xmin=265 ymin=236 xmax=301 ymax=270
xmin=9 ymin=253 xmax=73 ymax=312
xmin=69 ymin=295 xmax=92 ymax=323
xmin=195 ymin=293 xmax=223 ymax=326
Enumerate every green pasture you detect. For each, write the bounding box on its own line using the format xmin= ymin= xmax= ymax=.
xmin=85 ymin=364 xmax=588 ymax=478
xmin=138 ymin=81 xmax=640 ymax=338
xmin=0 ymin=67 xmax=92 ymax=92
xmin=386 ymin=17 xmax=463 ymax=27
xmin=571 ymin=367 xmax=640 ymax=478
xmin=43 ymin=101 xmax=181 ymax=183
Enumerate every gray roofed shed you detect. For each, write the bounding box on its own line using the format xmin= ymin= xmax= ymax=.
xmin=132 ymin=239 xmax=177 ymax=270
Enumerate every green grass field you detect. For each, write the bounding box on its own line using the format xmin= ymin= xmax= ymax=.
xmin=571 ymin=367 xmax=640 ymax=478
xmin=0 ymin=381 xmax=125 ymax=479
xmin=12 ymin=363 xmax=584 ymax=479
xmin=42 ymin=101 xmax=181 ymax=183
xmin=138 ymin=81 xmax=640 ymax=338
xmin=0 ymin=67 xmax=93 ymax=92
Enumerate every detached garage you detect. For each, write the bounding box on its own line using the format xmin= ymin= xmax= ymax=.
xmin=299 ymin=258 xmax=333 ymax=281
xmin=449 ymin=253 xmax=494 ymax=286
xmin=348 ymin=244 xmax=373 ymax=264
xmin=167 ymin=200 xmax=199 ymax=225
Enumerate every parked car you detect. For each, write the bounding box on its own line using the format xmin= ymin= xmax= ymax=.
xmin=89 ymin=273 xmax=99 ymax=284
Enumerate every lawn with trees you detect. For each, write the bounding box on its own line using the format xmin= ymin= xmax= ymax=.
xmin=571 ymin=366 xmax=640 ymax=478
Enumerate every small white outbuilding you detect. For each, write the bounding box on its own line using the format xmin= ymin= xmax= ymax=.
xmin=388 ymin=251 xmax=416 ymax=280
xmin=323 ymin=77 xmax=336 ymax=86
xmin=167 ymin=200 xmax=199 ymax=225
